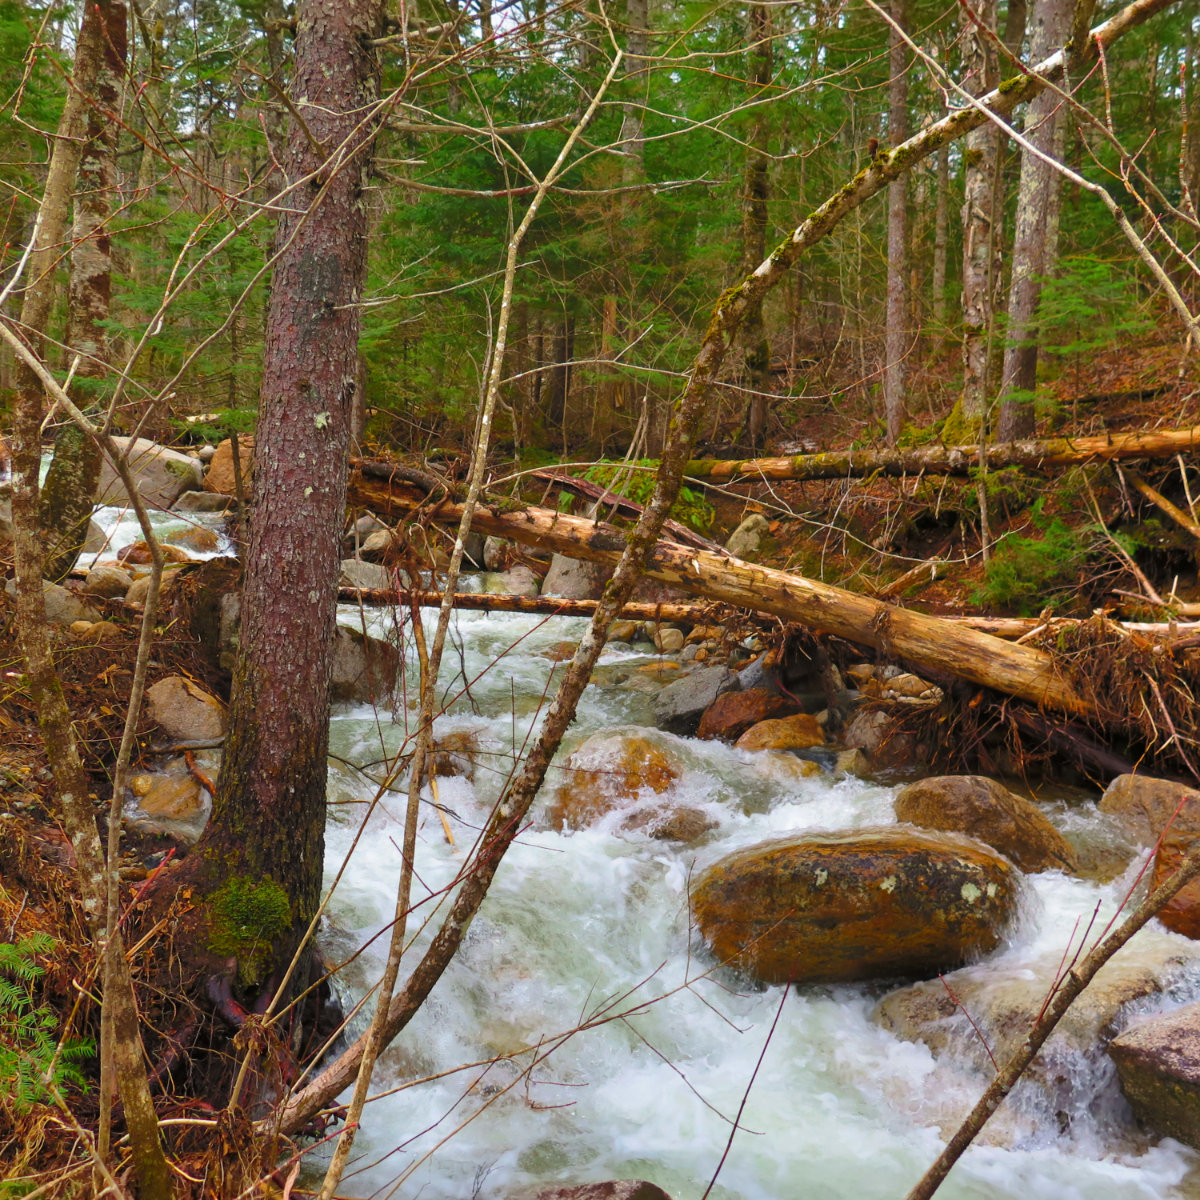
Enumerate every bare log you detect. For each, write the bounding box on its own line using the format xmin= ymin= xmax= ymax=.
xmin=347 ymin=465 xmax=1092 ymax=716
xmin=337 ymin=587 xmax=731 ymax=625
xmin=681 ymin=425 xmax=1200 ymax=482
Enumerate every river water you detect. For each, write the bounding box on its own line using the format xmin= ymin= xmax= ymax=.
xmin=90 ymin=502 xmax=1200 ymax=1199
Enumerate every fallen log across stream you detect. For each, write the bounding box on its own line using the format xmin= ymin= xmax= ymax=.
xmin=347 ymin=463 xmax=1096 ymax=718
xmin=335 ymin=585 xmax=1200 ymax=646
xmin=680 ymin=424 xmax=1200 ymax=482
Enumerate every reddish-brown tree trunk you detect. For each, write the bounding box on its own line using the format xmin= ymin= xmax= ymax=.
xmin=204 ymin=0 xmax=385 ymax=970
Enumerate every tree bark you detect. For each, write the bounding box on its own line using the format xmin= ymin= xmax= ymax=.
xmin=932 ymin=143 xmax=950 ymax=333
xmin=40 ymin=0 xmax=127 ymax=582
xmin=740 ymin=3 xmax=772 ymax=449
xmin=995 ymin=0 xmax=1075 ymax=441
xmin=204 ymin=0 xmax=385 ymax=981
xmin=884 ymin=0 xmax=909 ymax=445
xmin=959 ymin=0 xmax=1002 ymax=432
xmin=347 ymin=465 xmax=1092 ymax=716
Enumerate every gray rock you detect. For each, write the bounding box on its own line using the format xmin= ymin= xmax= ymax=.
xmin=145 ymin=675 xmax=226 ymax=742
xmin=1111 ymin=1000 xmax=1200 ymax=1149
xmin=541 ymin=553 xmax=610 ymax=600
xmin=82 ymin=518 xmax=110 ymax=554
xmin=331 ymin=624 xmax=400 ymax=704
xmin=357 ymin=528 xmax=394 ymax=560
xmin=463 ymin=531 xmax=486 ymax=568
xmin=482 ymin=565 xmax=539 ymax=597
xmin=843 ymin=707 xmax=919 ymax=770
xmin=5 ymin=578 xmax=100 ymax=626
xmin=339 ymin=559 xmax=393 ymax=591
xmin=96 ymin=436 xmax=205 ymax=510
xmin=82 ymin=562 xmax=133 ymax=598
xmin=483 ymin=535 xmax=510 ymax=570
xmin=173 ymin=490 xmax=232 ymax=513
xmin=725 ymin=512 xmax=770 ymax=560
xmin=652 ymin=626 xmax=685 ymax=653
xmin=197 ymin=444 xmax=217 ymax=463
xmin=219 ymin=592 xmax=240 ymax=672
xmin=653 ymin=665 xmax=739 ymax=736
xmin=507 ymin=1183 xmax=673 ymax=1200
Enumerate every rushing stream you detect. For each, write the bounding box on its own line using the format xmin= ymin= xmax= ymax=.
xmin=92 ymin=501 xmax=1200 ymax=1199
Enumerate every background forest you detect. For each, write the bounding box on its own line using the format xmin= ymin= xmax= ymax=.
xmin=3 ymin=0 xmax=1195 ymax=469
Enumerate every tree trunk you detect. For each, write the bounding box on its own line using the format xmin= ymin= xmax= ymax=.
xmin=40 ymin=0 xmax=127 ymax=583
xmin=676 ymin=423 xmax=1200 ymax=480
xmin=347 ymin=465 xmax=1092 ymax=716
xmin=996 ymin=0 xmax=1073 ymax=441
xmin=204 ymin=0 xmax=384 ymax=986
xmin=932 ymin=143 xmax=950 ymax=333
xmin=740 ymin=3 xmax=772 ymax=449
xmin=884 ymin=0 xmax=909 ymax=445
xmin=958 ymin=0 xmax=1001 ymax=433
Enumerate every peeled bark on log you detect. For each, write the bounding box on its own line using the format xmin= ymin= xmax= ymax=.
xmin=347 ymin=465 xmax=1091 ymax=716
xmin=681 ymin=425 xmax=1200 ymax=482
xmin=338 ymin=587 xmax=729 ymax=624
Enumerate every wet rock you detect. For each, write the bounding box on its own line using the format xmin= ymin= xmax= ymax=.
xmin=508 ymin=1182 xmax=673 ymax=1200
xmin=117 ymin=540 xmax=191 ymax=566
xmin=545 ymin=729 xmax=682 ymax=830
xmin=124 ymin=565 xmax=187 ymax=607
xmin=146 ymin=675 xmax=226 ymax=742
xmin=880 ymin=930 xmax=1200 ymax=1123
xmin=340 ymin=559 xmax=393 ymax=591
xmin=203 ymin=435 xmax=254 ymax=495
xmin=330 ymin=624 xmax=400 ymax=704
xmin=541 ymin=553 xmax=610 ymax=600
xmin=1099 ymin=774 xmax=1200 ymax=847
xmin=1110 ymin=1000 xmax=1200 ymax=1148
xmin=70 ymin=620 xmax=122 ymax=642
xmin=5 ymin=579 xmax=99 ymax=626
xmin=125 ymin=752 xmax=218 ymax=847
xmin=842 ymin=707 xmax=918 ymax=770
xmin=725 ymin=513 xmax=769 ymax=560
xmin=97 ymin=436 xmax=204 ymax=509
xmin=747 ymin=750 xmax=822 ymax=788
xmin=734 ymin=712 xmax=824 ymax=753
xmin=651 ymin=626 xmax=685 ymax=653
xmin=82 ymin=562 xmax=133 ymax=598
xmin=483 ymin=535 xmax=510 ymax=570
xmin=1150 ymin=840 xmax=1200 ymax=939
xmin=165 ymin=525 xmax=220 ymax=554
xmin=691 ymin=827 xmax=1020 ymax=985
xmin=173 ymin=491 xmax=232 ymax=513
xmin=653 ymin=665 xmax=739 ymax=736
xmin=430 ymin=730 xmax=480 ymax=781
xmin=81 ymin=518 xmax=110 ymax=554
xmin=835 ymin=748 xmax=871 ymax=777
xmin=607 ymin=620 xmax=640 ymax=643
xmin=619 ymin=803 xmax=716 ymax=843
xmin=482 ymin=565 xmax=540 ymax=597
xmin=895 ymin=776 xmax=1077 ymax=875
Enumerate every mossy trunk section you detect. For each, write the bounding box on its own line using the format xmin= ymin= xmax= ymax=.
xmin=203 ymin=0 xmax=384 ymax=973
xmin=39 ymin=423 xmax=101 ymax=582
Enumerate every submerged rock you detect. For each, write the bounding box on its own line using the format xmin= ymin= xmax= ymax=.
xmin=544 ymin=728 xmax=682 ymax=830
xmin=508 ymin=1182 xmax=673 ymax=1200
xmin=691 ymin=827 xmax=1020 ymax=985
xmin=877 ymin=930 xmax=1200 ymax=1121
xmin=1110 ymin=1000 xmax=1200 ymax=1149
xmin=894 ymin=775 xmax=1077 ymax=874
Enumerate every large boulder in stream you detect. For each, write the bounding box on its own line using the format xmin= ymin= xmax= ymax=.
xmin=653 ymin=665 xmax=739 ymax=736
xmin=894 ymin=775 xmax=1077 ymax=874
xmin=1099 ymin=774 xmax=1200 ymax=846
xmin=541 ymin=553 xmax=610 ymax=600
xmin=697 ymin=687 xmax=799 ymax=742
xmin=330 ymin=624 xmax=400 ymax=704
xmin=691 ymin=827 xmax=1020 ymax=985
xmin=96 ymin=436 xmax=204 ymax=509
xmin=1110 ymin=1000 xmax=1200 ymax=1149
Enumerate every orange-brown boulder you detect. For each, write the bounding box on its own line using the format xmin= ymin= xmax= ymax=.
xmin=203 ymin=435 xmax=255 ymax=495
xmin=1151 ymin=839 xmax=1200 ymax=939
xmin=118 ymin=540 xmax=191 ymax=565
xmin=544 ymin=729 xmax=682 ymax=831
xmin=166 ymin=525 xmax=220 ymax=553
xmin=895 ymin=775 xmax=1077 ymax=874
xmin=1099 ymin=774 xmax=1200 ymax=847
xmin=691 ymin=827 xmax=1020 ymax=985
xmin=697 ymin=687 xmax=799 ymax=743
xmin=734 ymin=712 xmax=824 ymax=753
